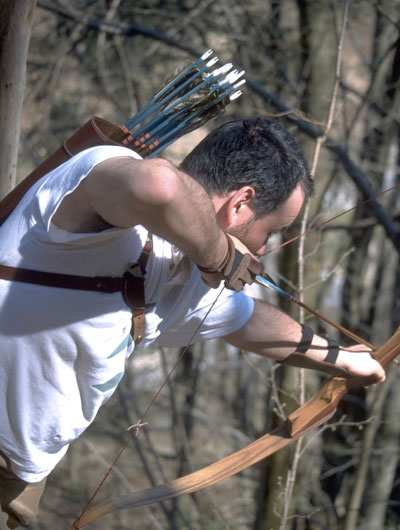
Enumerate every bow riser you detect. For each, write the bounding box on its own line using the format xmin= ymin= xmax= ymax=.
xmin=286 ymin=325 xmax=400 ymax=437
xmin=285 ymin=377 xmax=348 ymax=437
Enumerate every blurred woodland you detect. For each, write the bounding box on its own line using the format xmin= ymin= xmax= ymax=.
xmin=1 ymin=0 xmax=400 ymax=529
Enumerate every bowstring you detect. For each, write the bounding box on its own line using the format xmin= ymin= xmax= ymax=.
xmin=71 ymin=286 xmax=225 ymax=528
xmin=257 ymin=183 xmax=400 ymax=349
xmin=263 ymin=182 xmax=400 ymax=257
xmin=256 ymin=182 xmax=400 ymax=361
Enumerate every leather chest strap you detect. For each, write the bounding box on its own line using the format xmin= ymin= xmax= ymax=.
xmin=0 ymin=234 xmax=153 ymax=344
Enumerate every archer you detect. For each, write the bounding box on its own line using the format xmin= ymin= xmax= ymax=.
xmin=0 ymin=117 xmax=384 ymax=529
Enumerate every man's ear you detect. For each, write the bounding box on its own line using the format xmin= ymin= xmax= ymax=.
xmin=225 ymin=186 xmax=256 ymax=228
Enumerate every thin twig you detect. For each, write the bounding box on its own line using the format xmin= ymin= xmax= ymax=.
xmin=279 ymin=2 xmax=350 ymax=529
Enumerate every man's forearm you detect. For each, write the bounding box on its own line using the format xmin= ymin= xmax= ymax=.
xmin=224 ymin=299 xmax=330 ymax=364
xmin=224 ymin=299 xmax=385 ymax=382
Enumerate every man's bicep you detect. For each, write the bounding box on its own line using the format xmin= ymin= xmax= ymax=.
xmin=84 ymin=157 xmax=178 ymax=228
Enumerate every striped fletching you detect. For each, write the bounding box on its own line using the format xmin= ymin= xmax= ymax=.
xmin=118 ymin=50 xmax=245 ymax=157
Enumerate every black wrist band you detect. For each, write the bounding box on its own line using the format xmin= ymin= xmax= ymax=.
xmin=324 ymin=338 xmax=340 ymax=364
xmin=296 ymin=324 xmax=314 ymax=354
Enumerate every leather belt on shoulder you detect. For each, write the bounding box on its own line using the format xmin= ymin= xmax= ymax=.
xmin=0 ymin=234 xmax=153 ymax=344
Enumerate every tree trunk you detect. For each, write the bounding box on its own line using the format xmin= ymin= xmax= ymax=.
xmin=363 ymin=368 xmax=400 ymax=528
xmin=0 ymin=0 xmax=36 ymax=200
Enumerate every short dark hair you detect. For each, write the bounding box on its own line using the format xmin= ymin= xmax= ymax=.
xmin=181 ymin=117 xmax=313 ymax=218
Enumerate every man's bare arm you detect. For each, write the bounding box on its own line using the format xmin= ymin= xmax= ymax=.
xmin=224 ymin=299 xmax=386 ymax=383
xmin=53 ymin=156 xmax=228 ymax=270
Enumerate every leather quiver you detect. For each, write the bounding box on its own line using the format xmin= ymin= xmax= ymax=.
xmin=0 ymin=116 xmax=128 ymax=224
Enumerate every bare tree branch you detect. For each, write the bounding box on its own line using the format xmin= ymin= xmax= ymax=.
xmin=37 ymin=0 xmax=199 ymax=54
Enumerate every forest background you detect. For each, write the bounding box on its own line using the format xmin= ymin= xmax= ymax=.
xmin=1 ymin=0 xmax=400 ymax=529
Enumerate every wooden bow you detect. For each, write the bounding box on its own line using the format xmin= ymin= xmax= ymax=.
xmin=69 ymin=325 xmax=400 ymax=528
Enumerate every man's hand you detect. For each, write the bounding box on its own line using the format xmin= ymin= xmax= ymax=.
xmin=336 ymin=344 xmax=386 ymax=386
xmin=284 ymin=342 xmax=386 ymax=384
xmin=198 ymin=234 xmax=263 ymax=292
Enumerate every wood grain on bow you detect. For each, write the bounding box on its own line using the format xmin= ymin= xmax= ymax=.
xmin=69 ymin=325 xmax=400 ymax=529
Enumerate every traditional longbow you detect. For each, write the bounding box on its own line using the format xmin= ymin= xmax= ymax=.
xmin=69 ymin=325 xmax=400 ymax=528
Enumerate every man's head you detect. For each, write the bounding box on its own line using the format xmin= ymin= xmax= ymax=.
xmin=181 ymin=117 xmax=313 ymax=218
xmin=181 ymin=117 xmax=313 ymax=255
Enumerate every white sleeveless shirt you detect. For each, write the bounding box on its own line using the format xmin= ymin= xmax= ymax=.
xmin=0 ymin=146 xmax=253 ymax=482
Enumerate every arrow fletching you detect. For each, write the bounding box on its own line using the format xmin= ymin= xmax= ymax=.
xmin=113 ymin=50 xmax=245 ymax=157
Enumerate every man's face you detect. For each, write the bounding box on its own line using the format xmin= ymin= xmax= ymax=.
xmin=227 ymin=184 xmax=305 ymax=256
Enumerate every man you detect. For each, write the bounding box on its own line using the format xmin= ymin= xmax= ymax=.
xmin=0 ymin=117 xmax=384 ymax=529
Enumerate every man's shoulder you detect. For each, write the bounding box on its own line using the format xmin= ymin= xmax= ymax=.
xmin=80 ymin=145 xmax=143 ymax=161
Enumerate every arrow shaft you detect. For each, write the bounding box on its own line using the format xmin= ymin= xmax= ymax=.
xmin=255 ymin=274 xmax=375 ymax=350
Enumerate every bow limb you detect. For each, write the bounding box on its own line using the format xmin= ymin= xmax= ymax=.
xmin=69 ymin=414 xmax=333 ymax=529
xmin=69 ymin=326 xmax=400 ymax=529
